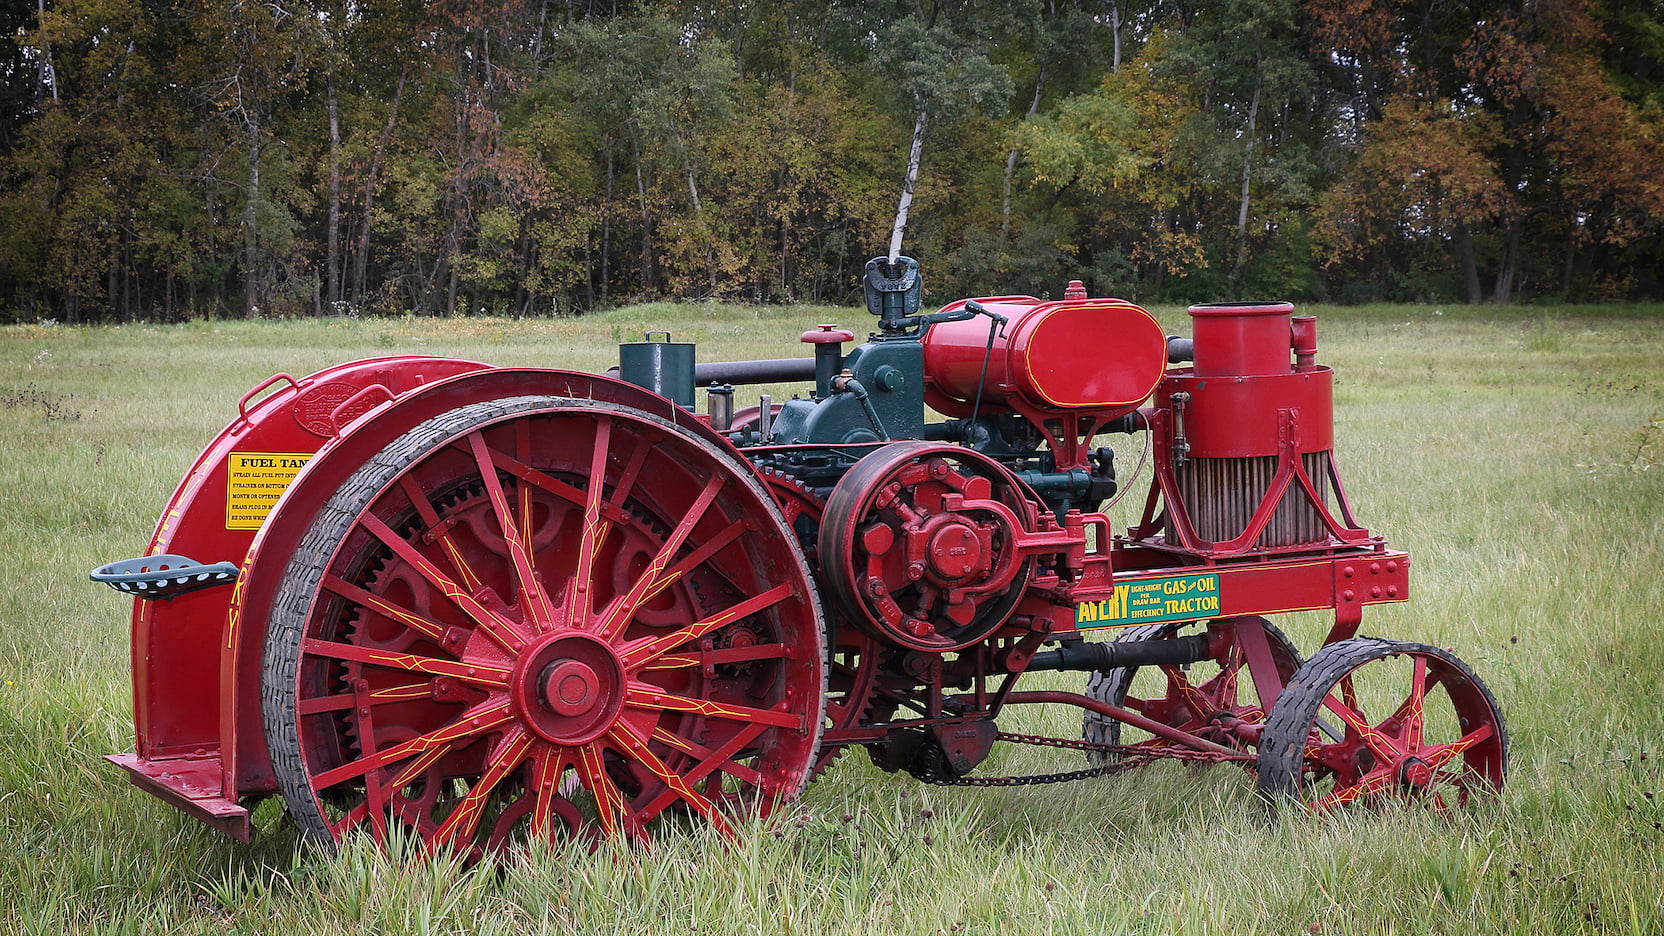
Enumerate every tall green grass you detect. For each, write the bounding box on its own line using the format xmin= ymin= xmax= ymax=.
xmin=3 ymin=302 xmax=1662 ymax=934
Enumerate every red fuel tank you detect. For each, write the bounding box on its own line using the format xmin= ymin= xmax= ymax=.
xmin=921 ymin=296 xmax=1167 ymax=419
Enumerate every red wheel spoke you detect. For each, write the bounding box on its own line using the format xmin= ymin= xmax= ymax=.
xmin=1214 ymin=647 xmax=1245 ymax=709
xmin=1421 ymin=723 xmax=1496 ymax=769
xmin=1308 ymin=768 xmax=1395 ymax=812
xmin=483 ymin=447 xmax=624 ymax=523
xmin=298 ymin=694 xmax=356 ymax=715
xmin=1399 ymin=654 xmax=1429 ymax=750
xmin=649 ymin=723 xmax=767 ymax=787
xmin=353 ymin=678 xmax=393 ymax=843
xmin=321 ymin=574 xmax=448 ymax=643
xmin=300 ymin=638 xmax=509 ymax=688
xmin=575 ymin=742 xmax=623 ymax=839
xmin=327 ymin=802 xmax=373 ymax=839
xmin=619 ymin=582 xmax=796 ymax=670
xmin=594 ymin=474 xmax=725 ymax=638
xmin=438 ymin=540 xmax=488 ymax=597
xmin=1431 ymin=766 xmax=1485 ymax=802
xmin=1429 ymin=791 xmax=1454 ymax=818
xmin=385 ymin=740 xmax=457 ymax=793
xmin=565 ymin=416 xmax=614 ymax=625
xmin=297 ymin=682 xmax=431 ymax=715
xmin=310 ymin=700 xmax=515 ymax=791
xmin=595 ymin=489 xmax=732 ymax=632
xmin=431 ymin=729 xmax=535 ymax=848
xmin=529 ymin=746 xmax=574 ymax=840
xmin=372 ymin=682 xmax=435 ymax=696
xmin=509 ymin=420 xmax=548 ymax=621
xmin=625 ymin=685 xmax=805 ymax=729
xmin=397 ymin=476 xmax=485 ymax=593
xmin=1320 ymin=693 xmax=1402 ymax=763
xmin=647 ymin=517 xmax=750 ymax=591
xmin=606 ymin=436 xmax=653 ymax=515
xmin=467 ymin=432 xmax=558 ymax=629
xmin=1169 ymin=668 xmax=1213 ymax=720
xmin=358 ymin=512 xmax=528 ymax=654
xmin=608 ymin=722 xmax=734 ymax=836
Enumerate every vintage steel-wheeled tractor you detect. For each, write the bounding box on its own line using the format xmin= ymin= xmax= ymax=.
xmin=93 ymin=257 xmax=1506 ymax=853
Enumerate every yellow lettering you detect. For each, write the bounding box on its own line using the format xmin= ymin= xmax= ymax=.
xmin=227 ymin=452 xmax=313 ymax=529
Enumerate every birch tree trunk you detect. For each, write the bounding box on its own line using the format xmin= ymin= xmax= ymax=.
xmin=601 ymin=146 xmax=613 ymax=300
xmin=888 ymin=106 xmax=928 ymax=261
xmin=634 ymin=138 xmax=654 ymax=291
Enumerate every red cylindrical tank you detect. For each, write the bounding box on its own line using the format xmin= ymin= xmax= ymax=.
xmin=1163 ymin=301 xmax=1338 ymax=550
xmin=1158 ymin=370 xmax=1333 ymax=458
xmin=1189 ymin=302 xmax=1296 ymax=378
xmin=922 ymin=297 xmax=1168 ymax=418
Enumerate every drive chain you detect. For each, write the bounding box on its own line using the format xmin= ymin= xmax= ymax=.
xmin=919 ymin=731 xmax=1252 ymax=788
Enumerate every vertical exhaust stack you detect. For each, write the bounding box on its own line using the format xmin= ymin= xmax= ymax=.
xmin=1155 ymin=302 xmax=1365 ymax=555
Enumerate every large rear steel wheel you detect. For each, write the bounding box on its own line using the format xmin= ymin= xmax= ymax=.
xmin=1257 ymin=638 xmax=1506 ymax=812
xmin=262 ymin=396 xmax=824 ymax=853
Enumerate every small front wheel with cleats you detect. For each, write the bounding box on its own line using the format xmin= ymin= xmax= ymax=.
xmin=1256 ymin=638 xmax=1506 ymax=812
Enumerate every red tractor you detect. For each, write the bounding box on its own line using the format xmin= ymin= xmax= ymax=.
xmin=94 ymin=258 xmax=1505 ymax=852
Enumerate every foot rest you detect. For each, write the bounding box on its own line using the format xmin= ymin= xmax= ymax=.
xmin=90 ymin=554 xmax=239 ymax=600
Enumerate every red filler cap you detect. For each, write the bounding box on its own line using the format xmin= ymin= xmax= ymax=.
xmin=802 ymin=324 xmax=855 ymax=344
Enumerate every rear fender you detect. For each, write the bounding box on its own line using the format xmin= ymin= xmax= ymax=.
xmin=125 ymin=356 xmax=489 ymax=762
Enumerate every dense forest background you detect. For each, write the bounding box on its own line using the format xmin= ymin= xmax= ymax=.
xmin=1 ymin=0 xmax=1662 ymax=321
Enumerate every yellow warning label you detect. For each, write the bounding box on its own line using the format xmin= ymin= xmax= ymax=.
xmin=226 ymin=452 xmax=313 ymax=530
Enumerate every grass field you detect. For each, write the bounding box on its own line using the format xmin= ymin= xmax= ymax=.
xmin=2 ymin=300 xmax=1662 ymax=934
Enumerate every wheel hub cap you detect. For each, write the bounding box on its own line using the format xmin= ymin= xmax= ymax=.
xmin=541 ymin=660 xmax=600 ymax=717
xmin=1398 ymin=756 xmax=1434 ymax=790
xmin=514 ymin=632 xmax=625 ymax=746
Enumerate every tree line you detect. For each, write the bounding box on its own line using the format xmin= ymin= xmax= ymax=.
xmin=2 ymin=0 xmax=1661 ymax=322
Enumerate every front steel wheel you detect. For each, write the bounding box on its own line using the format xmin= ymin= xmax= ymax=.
xmin=262 ymin=396 xmax=824 ymax=853
xmin=1257 ymin=638 xmax=1506 ymax=812
xmin=1083 ymin=616 xmax=1302 ymax=766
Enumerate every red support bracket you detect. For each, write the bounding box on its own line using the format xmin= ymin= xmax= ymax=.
xmin=1230 ymin=617 xmax=1288 ymax=714
xmin=1324 ymin=554 xmax=1410 ymax=645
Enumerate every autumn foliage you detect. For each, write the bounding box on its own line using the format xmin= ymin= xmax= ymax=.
xmin=0 ymin=0 xmax=1660 ymax=321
